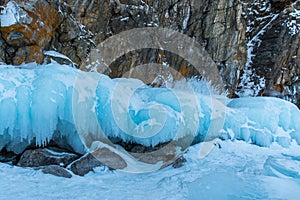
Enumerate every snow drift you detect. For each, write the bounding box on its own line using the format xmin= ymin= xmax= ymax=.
xmin=0 ymin=63 xmax=299 ymax=154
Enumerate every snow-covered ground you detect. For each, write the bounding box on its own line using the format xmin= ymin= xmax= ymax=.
xmin=0 ymin=140 xmax=299 ymax=200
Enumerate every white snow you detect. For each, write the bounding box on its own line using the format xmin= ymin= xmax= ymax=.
xmin=0 ymin=1 xmax=32 ymax=27
xmin=120 ymin=17 xmax=129 ymax=22
xmin=0 ymin=140 xmax=300 ymax=199
xmin=0 ymin=1 xmax=18 ymax=27
xmin=182 ymin=5 xmax=190 ymax=30
xmin=164 ymin=11 xmax=169 ymax=19
xmin=246 ymin=13 xmax=279 ymax=67
xmin=238 ymin=9 xmax=279 ymax=97
xmin=44 ymin=51 xmax=76 ymax=66
xmin=286 ymin=8 xmax=300 ymax=36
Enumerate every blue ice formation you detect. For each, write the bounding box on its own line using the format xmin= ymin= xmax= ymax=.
xmin=224 ymin=97 xmax=300 ymax=147
xmin=0 ymin=63 xmax=300 ymax=154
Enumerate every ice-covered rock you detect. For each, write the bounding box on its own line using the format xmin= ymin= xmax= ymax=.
xmin=0 ymin=63 xmax=299 ymax=155
xmin=0 ymin=63 xmax=83 ymax=153
xmin=17 ymin=148 xmax=78 ymax=168
xmin=70 ymin=153 xmax=105 ymax=176
xmin=42 ymin=165 xmax=72 ymax=178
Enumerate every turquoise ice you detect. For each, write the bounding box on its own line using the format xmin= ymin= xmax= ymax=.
xmin=0 ymin=63 xmax=299 ymax=154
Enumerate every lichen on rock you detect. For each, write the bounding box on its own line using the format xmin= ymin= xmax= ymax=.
xmin=0 ymin=0 xmax=93 ymax=65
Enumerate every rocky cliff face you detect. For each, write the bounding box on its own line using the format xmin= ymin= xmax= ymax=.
xmin=0 ymin=0 xmax=93 ymax=65
xmin=66 ymin=0 xmax=247 ymax=89
xmin=0 ymin=0 xmax=299 ymax=106
xmin=238 ymin=0 xmax=300 ymax=105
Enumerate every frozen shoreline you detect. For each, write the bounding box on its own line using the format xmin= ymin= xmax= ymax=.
xmin=0 ymin=140 xmax=299 ymax=200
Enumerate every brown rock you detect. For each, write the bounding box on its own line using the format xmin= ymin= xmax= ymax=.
xmin=67 ymin=0 xmax=246 ymax=89
xmin=270 ymin=0 xmax=296 ymax=11
xmin=0 ymin=149 xmax=17 ymax=163
xmin=42 ymin=165 xmax=72 ymax=178
xmin=70 ymin=153 xmax=104 ymax=176
xmin=0 ymin=0 xmax=63 ymax=47
xmin=172 ymin=156 xmax=187 ymax=169
xmin=47 ymin=8 xmax=94 ymax=66
xmin=0 ymin=0 xmax=93 ymax=66
xmin=70 ymin=147 xmax=127 ymax=176
xmin=129 ymin=142 xmax=183 ymax=169
xmin=91 ymin=147 xmax=127 ymax=170
xmin=0 ymin=0 xmax=63 ymax=64
xmin=0 ymin=36 xmax=7 ymax=63
xmin=17 ymin=148 xmax=79 ymax=168
xmin=13 ymin=46 xmax=43 ymax=65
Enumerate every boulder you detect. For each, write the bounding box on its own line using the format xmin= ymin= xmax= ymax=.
xmin=70 ymin=153 xmax=104 ymax=176
xmin=129 ymin=142 xmax=183 ymax=169
xmin=42 ymin=165 xmax=72 ymax=178
xmin=91 ymin=147 xmax=127 ymax=170
xmin=70 ymin=147 xmax=127 ymax=176
xmin=172 ymin=156 xmax=187 ymax=169
xmin=0 ymin=149 xmax=17 ymax=163
xmin=17 ymin=148 xmax=79 ymax=168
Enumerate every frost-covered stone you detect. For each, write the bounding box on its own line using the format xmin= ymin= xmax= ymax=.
xmin=17 ymin=148 xmax=79 ymax=168
xmin=70 ymin=153 xmax=104 ymax=176
xmin=42 ymin=165 xmax=72 ymax=178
